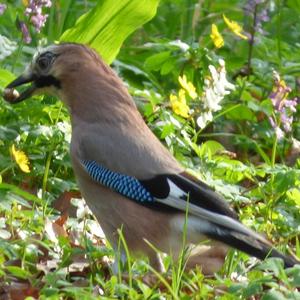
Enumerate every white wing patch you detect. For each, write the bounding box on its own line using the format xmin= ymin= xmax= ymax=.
xmin=155 ymin=178 xmax=269 ymax=246
xmin=167 ymin=178 xmax=187 ymax=199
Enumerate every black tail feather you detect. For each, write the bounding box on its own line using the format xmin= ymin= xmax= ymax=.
xmin=205 ymin=225 xmax=298 ymax=268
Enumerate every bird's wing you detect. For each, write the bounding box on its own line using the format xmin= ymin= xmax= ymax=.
xmin=81 ymin=160 xmax=230 ymax=209
xmin=142 ymin=171 xmax=238 ymax=219
xmin=81 ymin=159 xmax=298 ymax=268
xmin=81 ymin=159 xmax=265 ymax=241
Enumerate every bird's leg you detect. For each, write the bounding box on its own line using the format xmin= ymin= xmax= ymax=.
xmin=185 ymin=242 xmax=228 ymax=275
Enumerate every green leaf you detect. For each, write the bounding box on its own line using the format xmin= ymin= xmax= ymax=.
xmin=213 ymin=158 xmax=248 ymax=183
xmin=226 ymin=104 xmax=257 ymax=121
xmin=261 ymin=290 xmax=286 ymax=300
xmin=199 ymin=140 xmax=225 ymax=157
xmin=161 ymin=57 xmax=176 ymax=75
xmin=144 ymin=51 xmax=171 ymax=71
xmin=260 ymin=99 xmax=274 ymax=116
xmin=60 ymin=0 xmax=160 ymax=64
xmin=286 ymin=265 xmax=300 ymax=287
xmin=242 ymin=281 xmax=263 ymax=298
xmin=0 ymin=68 xmax=15 ymax=89
xmin=0 ymin=183 xmax=43 ymax=205
xmin=286 ymin=188 xmax=300 ymax=205
xmin=6 ymin=266 xmax=31 ymax=280
xmin=160 ymin=123 xmax=175 ymax=139
xmin=273 ymin=171 xmax=297 ymax=194
xmin=258 ymin=258 xmax=284 ymax=277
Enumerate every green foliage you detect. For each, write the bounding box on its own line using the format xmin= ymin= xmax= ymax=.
xmin=60 ymin=0 xmax=160 ymax=64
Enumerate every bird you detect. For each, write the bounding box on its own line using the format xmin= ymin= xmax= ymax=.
xmin=3 ymin=43 xmax=298 ymax=275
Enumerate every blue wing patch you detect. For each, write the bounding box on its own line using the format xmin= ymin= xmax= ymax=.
xmin=81 ymin=160 xmax=154 ymax=203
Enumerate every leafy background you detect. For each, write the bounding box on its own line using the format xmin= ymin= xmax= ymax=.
xmin=0 ymin=0 xmax=299 ymax=299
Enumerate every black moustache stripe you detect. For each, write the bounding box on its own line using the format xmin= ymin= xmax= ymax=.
xmin=35 ymin=75 xmax=61 ymax=89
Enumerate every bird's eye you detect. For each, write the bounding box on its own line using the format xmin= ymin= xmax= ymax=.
xmin=36 ymin=52 xmax=56 ymax=71
xmin=38 ymin=57 xmax=50 ymax=70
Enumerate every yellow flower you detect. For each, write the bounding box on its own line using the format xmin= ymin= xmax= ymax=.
xmin=210 ymin=24 xmax=224 ymax=48
xmin=170 ymin=89 xmax=190 ymax=118
xmin=11 ymin=144 xmax=30 ymax=173
xmin=223 ymin=14 xmax=248 ymax=40
xmin=22 ymin=0 xmax=29 ymax=6
xmin=178 ymin=75 xmax=197 ymax=99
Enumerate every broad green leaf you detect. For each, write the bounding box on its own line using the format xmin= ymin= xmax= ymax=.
xmin=213 ymin=158 xmax=251 ymax=183
xmin=258 ymin=258 xmax=284 ymax=277
xmin=226 ymin=105 xmax=256 ymax=121
xmin=144 ymin=51 xmax=171 ymax=71
xmin=242 ymin=282 xmax=263 ymax=298
xmin=0 ymin=68 xmax=15 ymax=89
xmin=261 ymin=290 xmax=286 ymax=300
xmin=60 ymin=0 xmax=160 ymax=64
xmin=161 ymin=57 xmax=177 ymax=75
xmin=199 ymin=140 xmax=225 ymax=157
xmin=260 ymin=99 xmax=273 ymax=116
xmin=287 ymin=188 xmax=300 ymax=205
xmin=6 ymin=266 xmax=31 ymax=280
xmin=0 ymin=183 xmax=43 ymax=205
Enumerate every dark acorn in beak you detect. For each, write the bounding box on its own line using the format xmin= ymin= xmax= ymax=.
xmin=3 ymin=50 xmax=60 ymax=104
xmin=3 ymin=73 xmax=37 ymax=104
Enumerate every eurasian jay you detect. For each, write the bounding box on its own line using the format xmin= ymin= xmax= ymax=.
xmin=3 ymin=43 xmax=298 ymax=274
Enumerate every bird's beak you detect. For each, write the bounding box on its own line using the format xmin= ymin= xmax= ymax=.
xmin=3 ymin=71 xmax=37 ymax=104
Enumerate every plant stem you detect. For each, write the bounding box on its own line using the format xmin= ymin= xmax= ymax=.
xmin=0 ymin=164 xmax=13 ymax=176
xmin=12 ymin=43 xmax=23 ymax=73
xmin=41 ymin=103 xmax=63 ymax=198
xmin=117 ymin=228 xmax=133 ymax=290
xmin=247 ymin=2 xmax=258 ymax=75
xmin=271 ymin=135 xmax=278 ymax=168
xmin=42 ymin=149 xmax=53 ymax=198
xmin=276 ymin=0 xmax=282 ymax=68
xmin=267 ymin=131 xmax=278 ymax=227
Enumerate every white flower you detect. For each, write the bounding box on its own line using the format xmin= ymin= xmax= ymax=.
xmin=218 ymin=59 xmax=235 ymax=91
xmin=0 ymin=35 xmax=17 ymax=61
xmin=71 ymin=198 xmax=92 ymax=219
xmin=275 ymin=127 xmax=284 ymax=140
xmin=208 ymin=60 xmax=235 ymax=97
xmin=197 ymin=111 xmax=213 ymax=129
xmin=169 ymin=39 xmax=190 ymax=52
xmin=198 ymin=59 xmax=235 ymax=129
xmin=57 ymin=121 xmax=72 ymax=143
xmin=204 ymin=85 xmax=223 ymax=111
xmin=0 ymin=229 xmax=11 ymax=240
xmin=204 ymin=59 xmax=235 ymax=112
xmin=208 ymin=65 xmax=219 ymax=84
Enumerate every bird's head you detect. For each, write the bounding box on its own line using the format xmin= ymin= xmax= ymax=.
xmin=3 ymin=42 xmax=137 ymax=122
xmin=3 ymin=43 xmax=112 ymax=106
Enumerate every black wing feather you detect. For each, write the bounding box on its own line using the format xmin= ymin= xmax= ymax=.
xmin=141 ymin=171 xmax=237 ymax=219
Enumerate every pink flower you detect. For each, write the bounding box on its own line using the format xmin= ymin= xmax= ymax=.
xmin=0 ymin=3 xmax=6 ymax=15
xmin=25 ymin=0 xmax=52 ymax=32
xmin=269 ymin=71 xmax=299 ymax=139
xmin=18 ymin=21 xmax=32 ymax=44
xmin=31 ymin=13 xmax=48 ymax=32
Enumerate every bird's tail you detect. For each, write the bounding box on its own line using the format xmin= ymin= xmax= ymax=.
xmin=157 ymin=191 xmax=299 ymax=268
xmin=204 ymin=223 xmax=298 ymax=268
